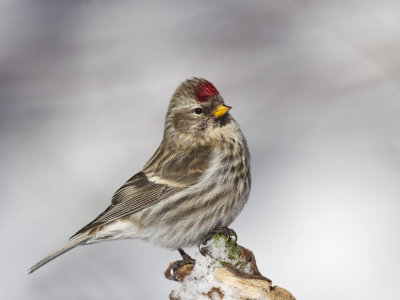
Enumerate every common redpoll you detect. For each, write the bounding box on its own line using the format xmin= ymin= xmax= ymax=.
xmin=29 ymin=77 xmax=251 ymax=273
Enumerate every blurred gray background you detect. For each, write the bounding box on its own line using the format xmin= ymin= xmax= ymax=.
xmin=1 ymin=0 xmax=400 ymax=299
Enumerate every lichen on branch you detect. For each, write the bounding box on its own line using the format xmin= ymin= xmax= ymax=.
xmin=165 ymin=233 xmax=295 ymax=300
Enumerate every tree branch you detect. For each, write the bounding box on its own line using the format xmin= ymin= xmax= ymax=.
xmin=165 ymin=234 xmax=296 ymax=300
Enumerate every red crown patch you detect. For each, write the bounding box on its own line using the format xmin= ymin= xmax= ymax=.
xmin=196 ymin=81 xmax=220 ymax=102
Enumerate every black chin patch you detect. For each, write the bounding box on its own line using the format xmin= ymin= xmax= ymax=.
xmin=215 ymin=114 xmax=231 ymax=127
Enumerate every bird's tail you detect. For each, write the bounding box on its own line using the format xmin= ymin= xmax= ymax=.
xmin=28 ymin=234 xmax=90 ymax=274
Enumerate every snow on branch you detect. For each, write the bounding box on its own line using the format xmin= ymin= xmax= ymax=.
xmin=165 ymin=234 xmax=296 ymax=300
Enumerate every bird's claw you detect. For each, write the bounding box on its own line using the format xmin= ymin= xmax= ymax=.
xmin=199 ymin=226 xmax=237 ymax=256
xmin=168 ymin=248 xmax=195 ymax=281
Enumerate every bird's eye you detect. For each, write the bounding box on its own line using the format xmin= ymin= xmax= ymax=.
xmin=194 ymin=108 xmax=203 ymax=114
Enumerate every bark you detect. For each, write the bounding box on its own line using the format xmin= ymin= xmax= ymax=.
xmin=165 ymin=234 xmax=296 ymax=300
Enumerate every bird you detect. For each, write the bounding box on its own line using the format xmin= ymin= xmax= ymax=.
xmin=29 ymin=77 xmax=251 ymax=274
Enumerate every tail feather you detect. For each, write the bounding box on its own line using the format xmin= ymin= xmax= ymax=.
xmin=28 ymin=234 xmax=90 ymax=274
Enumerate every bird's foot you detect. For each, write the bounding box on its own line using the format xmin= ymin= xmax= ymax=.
xmin=199 ymin=226 xmax=237 ymax=255
xmin=167 ymin=248 xmax=195 ymax=282
xmin=178 ymin=248 xmax=195 ymax=264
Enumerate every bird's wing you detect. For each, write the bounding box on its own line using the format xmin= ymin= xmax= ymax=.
xmin=70 ymin=172 xmax=178 ymax=237
xmin=142 ymin=144 xmax=213 ymax=186
xmin=71 ymin=145 xmax=213 ymax=238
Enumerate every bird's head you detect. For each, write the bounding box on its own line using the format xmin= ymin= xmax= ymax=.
xmin=164 ymin=78 xmax=234 ymax=145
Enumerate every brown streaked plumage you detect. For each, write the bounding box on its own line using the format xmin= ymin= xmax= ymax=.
xmin=29 ymin=77 xmax=250 ymax=273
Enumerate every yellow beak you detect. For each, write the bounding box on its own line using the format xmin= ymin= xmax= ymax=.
xmin=213 ymin=105 xmax=232 ymax=118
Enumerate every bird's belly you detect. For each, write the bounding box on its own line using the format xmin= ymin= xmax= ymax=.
xmin=135 ymin=187 xmax=249 ymax=249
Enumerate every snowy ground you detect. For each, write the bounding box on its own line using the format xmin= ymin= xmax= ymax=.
xmin=1 ymin=1 xmax=400 ymax=299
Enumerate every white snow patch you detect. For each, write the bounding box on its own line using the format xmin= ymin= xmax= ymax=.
xmin=207 ymin=237 xmax=253 ymax=275
xmin=171 ymin=251 xmax=236 ymax=300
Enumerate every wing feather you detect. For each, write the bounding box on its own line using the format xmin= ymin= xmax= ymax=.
xmin=71 ymin=144 xmax=213 ymax=238
xmin=71 ymin=172 xmax=177 ymax=237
